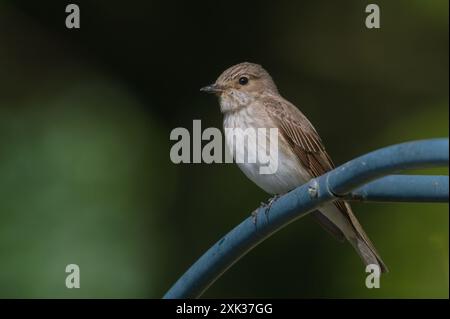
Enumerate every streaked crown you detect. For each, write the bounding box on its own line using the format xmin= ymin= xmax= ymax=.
xmin=216 ymin=62 xmax=279 ymax=94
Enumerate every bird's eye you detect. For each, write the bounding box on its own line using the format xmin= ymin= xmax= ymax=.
xmin=239 ymin=76 xmax=249 ymax=85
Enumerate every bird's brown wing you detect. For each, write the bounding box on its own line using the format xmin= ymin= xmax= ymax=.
xmin=264 ymin=98 xmax=335 ymax=177
xmin=263 ymin=96 xmax=348 ymax=241
xmin=265 ymin=96 xmax=387 ymax=271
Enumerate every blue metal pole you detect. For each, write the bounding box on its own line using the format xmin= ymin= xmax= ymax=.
xmin=163 ymin=138 xmax=449 ymax=299
xmin=345 ymin=175 xmax=449 ymax=203
xmin=327 ymin=139 xmax=449 ymax=196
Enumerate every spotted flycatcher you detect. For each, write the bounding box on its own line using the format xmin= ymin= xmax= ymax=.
xmin=201 ymin=62 xmax=387 ymax=272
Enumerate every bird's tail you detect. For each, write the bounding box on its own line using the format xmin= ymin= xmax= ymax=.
xmin=317 ymin=202 xmax=388 ymax=273
xmin=349 ymin=234 xmax=388 ymax=273
xmin=344 ymin=203 xmax=388 ymax=273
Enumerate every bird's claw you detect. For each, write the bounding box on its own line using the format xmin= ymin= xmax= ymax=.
xmin=264 ymin=194 xmax=280 ymax=216
xmin=251 ymin=210 xmax=258 ymax=225
xmin=251 ymin=195 xmax=280 ymax=225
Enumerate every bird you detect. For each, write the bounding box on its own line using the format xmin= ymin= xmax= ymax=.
xmin=200 ymin=62 xmax=388 ymax=273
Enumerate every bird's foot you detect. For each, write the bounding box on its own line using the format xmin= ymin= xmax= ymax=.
xmin=251 ymin=209 xmax=258 ymax=225
xmin=251 ymin=195 xmax=280 ymax=224
xmin=263 ymin=194 xmax=281 ymax=217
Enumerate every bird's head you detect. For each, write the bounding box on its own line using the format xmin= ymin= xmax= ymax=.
xmin=201 ymin=62 xmax=279 ymax=113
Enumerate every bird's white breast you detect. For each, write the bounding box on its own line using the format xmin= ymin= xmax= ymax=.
xmin=223 ymin=104 xmax=310 ymax=195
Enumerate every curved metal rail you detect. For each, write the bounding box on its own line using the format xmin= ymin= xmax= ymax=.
xmin=163 ymin=138 xmax=449 ymax=299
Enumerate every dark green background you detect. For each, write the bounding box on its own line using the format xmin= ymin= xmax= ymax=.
xmin=0 ymin=0 xmax=448 ymax=298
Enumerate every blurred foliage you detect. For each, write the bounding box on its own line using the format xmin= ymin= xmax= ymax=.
xmin=0 ymin=0 xmax=448 ymax=298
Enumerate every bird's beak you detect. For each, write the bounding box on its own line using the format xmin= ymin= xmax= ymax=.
xmin=200 ymin=83 xmax=224 ymax=94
